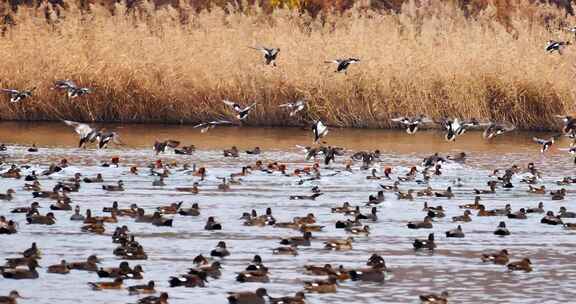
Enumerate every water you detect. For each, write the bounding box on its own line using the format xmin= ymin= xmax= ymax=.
xmin=1 ymin=122 xmax=576 ymax=303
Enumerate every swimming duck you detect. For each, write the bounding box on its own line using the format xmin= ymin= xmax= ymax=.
xmin=236 ymin=270 xmax=269 ymax=283
xmin=494 ymin=221 xmax=510 ymax=236
xmin=380 ymin=181 xmax=400 ymax=191
xmin=128 ymin=280 xmax=156 ymax=295
xmin=269 ymin=291 xmax=305 ymax=304
xmin=420 ymin=291 xmax=449 ymax=304
xmin=81 ymin=222 xmax=105 ymax=234
xmin=178 ymin=203 xmax=200 ymax=216
xmin=407 ymin=216 xmax=433 ymax=229
xmin=481 ymin=249 xmax=510 ymax=265
xmin=335 ymin=217 xmax=361 ymax=229
xmin=346 ymin=225 xmax=370 ymax=236
xmin=210 ymin=241 xmax=230 ymax=257
xmin=0 ymin=220 xmax=17 ymax=234
xmin=227 ymin=288 xmax=268 ymax=304
xmin=137 ymin=292 xmax=169 ymax=304
xmin=417 ymin=187 xmax=434 ymax=197
xmin=0 ymin=189 xmax=15 ymax=201
xmin=324 ymin=237 xmax=353 ymax=251
xmin=102 ymin=180 xmax=124 ymax=191
xmin=97 ymin=261 xmax=133 ymax=278
xmin=445 ymin=225 xmax=465 ymax=238
xmin=413 ymin=233 xmax=435 ymax=250
xmin=474 ymin=181 xmax=497 ymax=194
xmin=190 ymin=261 xmax=223 ymax=279
xmin=293 ymin=213 xmax=316 ymax=225
xmin=175 ymin=182 xmax=200 ymax=193
xmin=526 ymin=202 xmax=545 ymax=213
xmin=366 ymin=191 xmax=385 ymax=205
xmin=272 ymin=246 xmax=298 ymax=256
xmin=205 ymin=217 xmax=222 ymax=230
xmin=67 ymin=255 xmax=100 ymax=272
xmin=452 ymin=210 xmax=472 ymax=222
xmin=0 ymin=290 xmax=22 ymax=304
xmin=1 ymin=259 xmax=40 ymax=280
xmin=304 ymin=264 xmax=337 ymax=276
xmin=391 ymin=115 xmax=431 ymax=134
xmin=325 ymin=57 xmax=360 ymax=74
xmin=169 ymin=272 xmax=207 ymax=288
xmin=528 ymin=185 xmax=545 ymax=194
xmin=550 ymin=188 xmax=566 ymax=200
xmin=541 ymin=211 xmax=563 ymax=225
xmin=83 ymin=173 xmax=104 ymax=183
xmin=222 ymin=100 xmax=258 ymax=121
xmin=559 ymin=206 xmax=576 ymax=218
xmin=245 ymin=147 xmax=261 ymax=155
xmin=223 ymin=146 xmax=239 ymax=157
xmin=157 ymin=202 xmax=183 ymax=215
xmin=507 ymin=258 xmax=532 ymax=272
xmin=26 ymin=212 xmax=56 ymax=225
xmin=11 ymin=202 xmax=40 ymax=214
xmin=477 ymin=205 xmax=497 ymax=216
xmin=47 ymin=260 xmax=69 ymax=274
xmin=396 ymin=189 xmax=414 ymax=200
xmin=366 ymin=168 xmax=382 ymax=180
xmin=88 ymin=278 xmax=123 ymax=290
xmin=299 ymin=224 xmax=323 ymax=233
xmin=280 ymin=231 xmax=312 ymax=246
xmin=23 ymin=180 xmax=41 ymax=192
xmin=304 ymin=276 xmax=338 ymax=293
xmin=434 ymin=186 xmax=453 ymax=198
xmin=448 ymin=152 xmax=467 ymax=163
xmin=508 ymin=208 xmax=527 ymax=219
xmin=348 ymin=266 xmax=385 ymax=282
xmin=358 ymin=207 xmax=378 ymax=221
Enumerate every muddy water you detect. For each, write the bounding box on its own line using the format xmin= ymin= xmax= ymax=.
xmin=1 ymin=122 xmax=576 ymax=304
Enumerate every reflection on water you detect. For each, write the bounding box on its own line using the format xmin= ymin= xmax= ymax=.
xmin=1 ymin=122 xmax=576 ymax=304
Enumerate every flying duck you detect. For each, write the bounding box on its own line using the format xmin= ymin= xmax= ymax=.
xmin=53 ymin=80 xmax=92 ymax=98
xmin=250 ymin=46 xmax=280 ymax=66
xmin=391 ymin=115 xmax=431 ymax=134
xmin=279 ymin=99 xmax=306 ymax=116
xmin=193 ymin=120 xmax=233 ymax=133
xmin=546 ymin=40 xmax=571 ymax=54
xmin=325 ymin=58 xmax=360 ymax=74
xmin=312 ymin=120 xmax=328 ymax=143
xmin=483 ymin=122 xmax=515 ymax=139
xmin=223 ymin=99 xmax=257 ymax=120
xmin=1 ymin=87 xmax=35 ymax=103
xmin=532 ymin=136 xmax=557 ymax=152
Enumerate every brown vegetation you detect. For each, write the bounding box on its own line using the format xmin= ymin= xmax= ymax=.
xmin=0 ymin=0 xmax=575 ymax=129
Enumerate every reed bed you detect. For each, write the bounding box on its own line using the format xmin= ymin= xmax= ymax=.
xmin=0 ymin=1 xmax=575 ymax=129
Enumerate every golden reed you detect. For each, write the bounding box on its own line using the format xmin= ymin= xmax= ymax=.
xmin=0 ymin=0 xmax=574 ymax=129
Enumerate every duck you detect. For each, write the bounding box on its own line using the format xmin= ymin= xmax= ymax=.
xmin=0 ymin=189 xmax=15 ymax=201
xmin=459 ymin=196 xmax=484 ymax=209
xmin=1 ymin=260 xmax=40 ymax=280
xmin=245 ymin=147 xmax=261 ymax=155
xmin=481 ymin=249 xmax=510 ymax=265
xmin=137 ymin=292 xmax=169 ymax=304
xmin=299 ymin=224 xmax=324 ymax=233
xmin=563 ymin=223 xmax=576 ymax=230
xmin=280 ymin=231 xmax=312 ymax=246
xmin=245 ymin=255 xmax=267 ymax=273
xmin=533 ymin=136 xmax=556 ymax=152
xmin=269 ymin=291 xmax=305 ymax=304
xmin=550 ymin=188 xmax=566 ymax=200
xmin=324 ymin=237 xmax=353 ymax=251
xmin=272 ymin=246 xmax=298 ymax=256
xmin=0 ymin=290 xmax=22 ymax=304
xmin=223 ymin=146 xmax=239 ymax=157
xmin=227 ymin=288 xmax=268 ymax=304
xmin=413 ymin=233 xmax=435 ymax=250
xmin=26 ymin=212 xmax=56 ymax=225
xmin=190 ymin=261 xmax=223 ymax=279
xmin=23 ymin=180 xmax=41 ymax=191
xmin=348 ymin=266 xmax=385 ymax=282
xmin=0 ymin=220 xmax=17 ymax=234
xmin=205 ymin=217 xmax=222 ymax=230
xmin=474 ymin=181 xmax=497 ymax=194
xmin=70 ymin=205 xmax=86 ymax=221
xmin=47 ymin=260 xmax=70 ymax=274
xmin=304 ymin=264 xmax=337 ymax=276
xmin=507 ymin=258 xmax=532 ymax=272
xmin=357 ymin=207 xmax=378 ymax=221
xmin=417 ymin=187 xmax=433 ymax=197
xmin=380 ymin=181 xmax=400 ymax=191
xmin=477 ymin=205 xmax=497 ymax=216
xmin=50 ymin=199 xmax=72 ymax=211
xmin=445 ymin=225 xmax=465 ymax=238
xmin=102 ymin=180 xmax=124 ymax=191
xmin=366 ymin=168 xmax=381 ymax=180
xmin=452 ymin=210 xmax=472 ymax=222
xmin=88 ymin=278 xmax=124 ymax=290
xmin=289 ymin=193 xmax=323 ymax=200
xmin=169 ymin=272 xmax=207 ymax=288
xmin=526 ymin=202 xmax=544 ymax=213
xmin=396 ymin=189 xmax=414 ymax=200
xmin=559 ymin=206 xmax=576 ymax=218
xmin=541 ymin=211 xmax=563 ymax=225
xmin=11 ymin=202 xmax=40 ymax=214
xmin=420 ymin=291 xmax=449 ymax=304
xmin=546 ymin=40 xmax=571 ymax=54
xmin=83 ymin=173 xmax=104 ymax=183
xmin=494 ymin=221 xmax=510 ymax=236
xmin=97 ymin=261 xmax=133 ymax=278
xmin=507 ymin=208 xmax=527 ymax=219
xmin=407 ymin=216 xmax=433 ymax=229
xmin=218 ymin=178 xmax=231 ymax=191
xmin=366 ymin=191 xmax=385 ymax=205
xmin=67 ymin=255 xmax=100 ymax=272
xmin=175 ymin=182 xmax=199 ymax=193
xmin=303 ymin=276 xmax=338 ymax=293
xmin=528 ymin=185 xmax=546 ymax=194
xmin=128 ymin=280 xmax=156 ymax=295
xmin=335 ymin=217 xmax=361 ymax=229
xmin=178 ymin=203 xmax=200 ymax=216
xmin=210 ymin=241 xmax=230 ymax=257
xmin=236 ymin=270 xmax=269 ymax=283
xmin=293 ymin=213 xmax=316 ymax=225
xmin=157 ymin=202 xmax=183 ymax=215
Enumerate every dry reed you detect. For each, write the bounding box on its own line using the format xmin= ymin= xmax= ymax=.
xmin=0 ymin=0 xmax=575 ymax=130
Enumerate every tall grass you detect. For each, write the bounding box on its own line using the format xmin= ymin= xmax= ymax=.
xmin=0 ymin=0 xmax=575 ymax=129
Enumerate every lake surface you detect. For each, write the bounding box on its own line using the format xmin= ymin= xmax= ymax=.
xmin=1 ymin=122 xmax=576 ymax=304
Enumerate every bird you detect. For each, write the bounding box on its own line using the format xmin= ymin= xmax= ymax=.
xmin=312 ymin=120 xmax=328 ymax=143
xmin=483 ymin=122 xmax=515 ymax=139
xmin=0 ymin=290 xmax=22 ymax=304
xmin=556 ymin=115 xmax=576 ymax=134
xmin=440 ymin=117 xmax=478 ymax=141
xmin=193 ymin=120 xmax=233 ymax=133
xmin=532 ymin=136 xmax=557 ymax=152
xmin=279 ymin=100 xmax=306 ymax=116
xmin=325 ymin=58 xmax=360 ymax=74
xmin=153 ymin=140 xmax=180 ymax=154
xmin=52 ymin=80 xmax=92 ymax=98
xmin=222 ymin=100 xmax=257 ymax=120
xmin=137 ymin=292 xmax=168 ymax=304
xmin=62 ymin=120 xmax=99 ymax=148
xmin=249 ymin=46 xmax=280 ymax=66
xmin=420 ymin=291 xmax=449 ymax=304
xmin=391 ymin=115 xmax=431 ymax=134
xmin=1 ymin=88 xmax=35 ymax=103
xmin=546 ymin=40 xmax=571 ymax=54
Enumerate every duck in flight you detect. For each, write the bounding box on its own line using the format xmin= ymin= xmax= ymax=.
xmin=325 ymin=58 xmax=360 ymax=74
xmin=63 ymin=120 xmax=120 ymax=149
xmin=193 ymin=120 xmax=233 ymax=133
xmin=53 ymin=80 xmax=92 ymax=98
xmin=312 ymin=120 xmax=328 ymax=143
xmin=556 ymin=115 xmax=576 ymax=135
xmin=222 ymin=100 xmax=257 ymax=120
xmin=482 ymin=122 xmax=515 ymax=139
xmin=249 ymin=46 xmax=280 ymax=66
xmin=391 ymin=115 xmax=431 ymax=134
xmin=1 ymin=87 xmax=35 ymax=103
xmin=440 ymin=117 xmax=479 ymax=141
xmin=546 ymin=40 xmax=571 ymax=54
xmin=279 ymin=100 xmax=306 ymax=117
xmin=533 ymin=136 xmax=559 ymax=153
